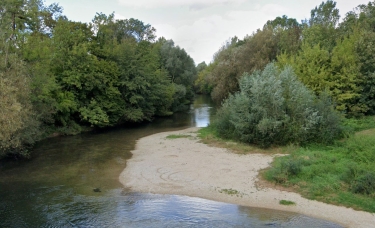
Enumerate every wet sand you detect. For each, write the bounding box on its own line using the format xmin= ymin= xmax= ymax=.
xmin=119 ymin=127 xmax=375 ymax=228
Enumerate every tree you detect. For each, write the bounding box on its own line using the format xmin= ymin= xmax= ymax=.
xmin=356 ymin=30 xmax=375 ymax=115
xmin=338 ymin=2 xmax=375 ymax=115
xmin=277 ymin=39 xmax=364 ymax=116
xmin=0 ymin=54 xmax=41 ymax=158
xmin=309 ymin=0 xmax=340 ymax=27
xmin=194 ymin=61 xmax=215 ymax=95
xmin=114 ymin=18 xmax=156 ymax=42
xmin=303 ymin=0 xmax=340 ymax=52
xmin=330 ymin=34 xmax=363 ymax=115
xmin=0 ymin=0 xmax=55 ymax=157
xmin=196 ymin=61 xmax=207 ymax=73
xmin=278 ymin=43 xmax=331 ymax=93
xmin=159 ymin=39 xmax=196 ymax=110
xmin=265 ymin=15 xmax=302 ymax=55
xmin=207 ymin=27 xmax=280 ymax=103
xmin=209 ymin=38 xmax=242 ymax=103
xmin=48 ymin=19 xmax=125 ymax=128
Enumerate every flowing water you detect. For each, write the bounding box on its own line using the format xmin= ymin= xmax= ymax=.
xmin=0 ymin=95 xmax=342 ymax=227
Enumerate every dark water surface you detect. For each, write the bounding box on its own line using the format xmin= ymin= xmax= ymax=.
xmin=0 ymin=95 xmax=342 ymax=227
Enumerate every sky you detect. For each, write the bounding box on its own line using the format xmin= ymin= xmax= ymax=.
xmin=44 ymin=0 xmax=369 ymax=65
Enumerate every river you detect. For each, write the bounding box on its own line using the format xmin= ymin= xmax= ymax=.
xmin=0 ymin=95 xmax=342 ymax=227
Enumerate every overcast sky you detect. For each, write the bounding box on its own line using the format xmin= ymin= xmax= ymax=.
xmin=44 ymin=0 xmax=369 ymax=65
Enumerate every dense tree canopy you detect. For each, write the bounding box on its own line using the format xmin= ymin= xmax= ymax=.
xmin=0 ymin=2 xmax=197 ymax=158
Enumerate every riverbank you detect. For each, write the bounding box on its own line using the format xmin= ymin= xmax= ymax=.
xmin=119 ymin=127 xmax=375 ymax=228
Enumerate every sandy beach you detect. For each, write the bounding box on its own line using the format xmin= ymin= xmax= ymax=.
xmin=119 ymin=127 xmax=375 ymax=228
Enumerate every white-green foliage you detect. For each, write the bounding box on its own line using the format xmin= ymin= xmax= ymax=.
xmin=213 ymin=63 xmax=342 ymax=147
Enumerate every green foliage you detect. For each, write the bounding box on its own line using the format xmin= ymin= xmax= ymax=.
xmin=266 ymin=157 xmax=309 ymax=184
xmin=281 ymin=159 xmax=304 ymax=176
xmin=159 ymin=39 xmax=197 ymax=108
xmin=330 ymin=34 xmax=363 ymax=115
xmin=0 ymin=0 xmax=54 ymax=158
xmin=197 ymin=125 xmax=214 ymax=138
xmin=265 ymin=15 xmax=302 ymax=55
xmin=338 ymin=3 xmax=375 ymax=115
xmin=210 ymin=100 xmax=236 ymax=140
xmin=278 ymin=43 xmax=331 ymax=93
xmin=79 ymin=99 xmax=110 ymax=127
xmin=196 ymin=61 xmax=207 ymax=73
xmin=209 ymin=30 xmax=279 ymax=103
xmin=170 ymin=84 xmax=188 ymax=112
xmin=342 ymin=116 xmax=375 ymax=132
xmin=195 ymin=62 xmax=216 ymax=95
xmin=212 ymin=63 xmax=343 ymax=147
xmin=5 ymin=0 xmax=375 ymax=160
xmin=113 ymin=18 xmax=156 ymax=42
xmin=0 ymin=3 xmax=197 ymax=158
xmin=309 ymin=0 xmax=340 ymax=27
xmin=218 ymin=188 xmax=242 ymax=196
xmin=355 ymin=31 xmax=375 ymax=115
xmin=113 ymin=38 xmax=175 ymax=121
xmin=278 ymin=32 xmax=364 ymax=116
xmin=166 ymin=134 xmax=191 ymax=139
xmin=265 ymin=130 xmax=375 ymax=212
xmin=303 ymin=0 xmax=340 ymax=51
xmin=50 ymin=20 xmax=126 ymax=127
xmin=279 ymin=200 xmax=296 ymax=205
xmin=208 ymin=38 xmax=245 ymax=103
xmin=0 ymin=54 xmax=41 ymax=158
xmin=48 ymin=15 xmax=185 ymax=127
xmin=352 ymin=172 xmax=375 ymax=195
xmin=201 ymin=16 xmax=302 ymax=104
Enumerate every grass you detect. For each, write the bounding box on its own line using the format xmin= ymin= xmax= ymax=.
xmin=218 ymin=188 xmax=243 ymax=197
xmin=198 ymin=116 xmax=375 ymax=213
xmin=264 ymin=130 xmax=375 ymax=212
xmin=342 ymin=115 xmax=375 ymax=132
xmin=166 ymin=134 xmax=192 ymax=139
xmin=279 ymin=200 xmax=296 ymax=205
xmin=197 ymin=125 xmax=295 ymax=155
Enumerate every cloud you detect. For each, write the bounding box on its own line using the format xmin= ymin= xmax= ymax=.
xmin=117 ymin=0 xmax=245 ymax=8
xmin=260 ymin=4 xmax=288 ymax=16
xmin=154 ymin=9 xmax=273 ymax=64
xmin=154 ymin=14 xmax=228 ymax=64
xmin=114 ymin=13 xmax=126 ymax=20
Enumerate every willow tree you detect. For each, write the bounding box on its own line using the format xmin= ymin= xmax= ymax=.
xmin=212 ymin=63 xmax=342 ymax=147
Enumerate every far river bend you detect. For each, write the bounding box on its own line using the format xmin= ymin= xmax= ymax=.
xmin=0 ymin=95 xmax=342 ymax=227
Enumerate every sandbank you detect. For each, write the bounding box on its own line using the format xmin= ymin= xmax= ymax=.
xmin=119 ymin=127 xmax=374 ymax=228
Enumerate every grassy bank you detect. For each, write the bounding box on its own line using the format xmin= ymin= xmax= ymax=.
xmin=198 ymin=126 xmax=296 ymax=155
xmin=198 ymin=116 xmax=375 ymax=213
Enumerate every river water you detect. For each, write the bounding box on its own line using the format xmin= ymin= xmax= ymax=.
xmin=0 ymin=95 xmax=342 ymax=227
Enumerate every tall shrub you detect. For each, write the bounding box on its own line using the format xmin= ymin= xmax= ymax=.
xmin=212 ymin=63 xmax=342 ymax=147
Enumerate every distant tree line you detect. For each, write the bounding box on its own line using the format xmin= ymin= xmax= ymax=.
xmin=196 ymin=0 xmax=375 ymax=118
xmin=0 ymin=0 xmax=197 ymax=158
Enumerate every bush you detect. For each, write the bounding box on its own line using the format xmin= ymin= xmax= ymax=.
xmin=211 ymin=101 xmax=236 ymax=139
xmin=266 ymin=157 xmax=307 ymax=184
xmin=281 ymin=159 xmax=303 ymax=176
xmin=352 ymin=172 xmax=375 ymax=195
xmin=212 ymin=63 xmax=343 ymax=147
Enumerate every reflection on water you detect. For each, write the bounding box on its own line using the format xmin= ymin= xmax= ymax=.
xmin=0 ymin=187 xmax=343 ymax=228
xmin=0 ymin=95 xmax=342 ymax=227
xmin=192 ymin=95 xmax=217 ymax=127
